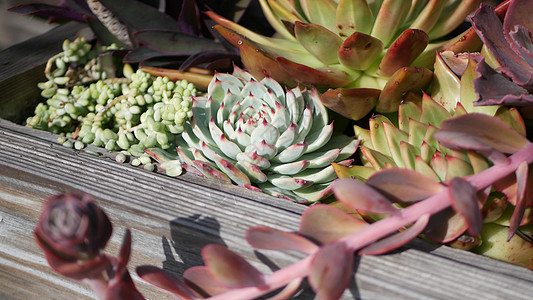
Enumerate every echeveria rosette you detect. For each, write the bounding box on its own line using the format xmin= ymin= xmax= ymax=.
xmin=207 ymin=0 xmax=486 ymax=119
xmin=470 ymin=1 xmax=533 ymax=107
xmin=34 ymin=193 xmax=145 ymax=299
xmin=177 ymin=68 xmax=359 ymax=203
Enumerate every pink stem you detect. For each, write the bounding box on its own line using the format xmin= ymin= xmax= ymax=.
xmin=208 ymin=143 xmax=533 ymax=300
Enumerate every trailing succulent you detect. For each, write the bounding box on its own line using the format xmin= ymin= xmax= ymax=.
xmin=207 ymin=0 xmax=495 ymax=120
xmin=175 ymin=68 xmax=358 ymax=202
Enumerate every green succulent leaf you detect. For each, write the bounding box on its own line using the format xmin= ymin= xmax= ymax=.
xmin=320 ymin=88 xmax=380 ymax=120
xmin=371 ymin=0 xmax=411 ymax=46
xmin=336 ymin=0 xmax=374 ymax=36
xmin=377 ymin=29 xmax=429 ymax=77
xmin=294 ymin=21 xmax=343 ymax=65
xmin=299 ymin=0 xmax=338 ymax=32
xmin=338 ymin=32 xmax=384 ymax=71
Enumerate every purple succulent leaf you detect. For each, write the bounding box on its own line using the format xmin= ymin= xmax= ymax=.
xmin=332 ymin=178 xmax=399 ymax=215
xmin=133 ymin=30 xmax=226 ymax=56
xmin=434 ymin=113 xmax=530 ymax=154
xmin=104 ymin=272 xmax=146 ymax=300
xmin=116 ymin=229 xmax=132 ymax=276
xmin=246 ymin=226 xmax=319 ymax=254
xmin=502 ymin=0 xmax=533 ymax=52
xmin=8 ymin=3 xmax=87 ymax=23
xmin=123 ymin=46 xmax=180 ymax=63
xmin=359 ymin=214 xmax=430 ymax=256
xmin=473 ymin=57 xmax=533 ymax=106
xmin=470 ymin=3 xmax=533 ymax=89
xmin=183 ymin=266 xmax=231 ymax=297
xmin=299 ymin=204 xmax=368 ymax=245
xmin=424 ymin=207 xmax=468 ymax=243
xmin=177 ymin=0 xmax=202 ymax=36
xmin=180 ymin=51 xmax=240 ymax=71
xmin=97 ymin=0 xmax=179 ymax=32
xmin=509 ymin=25 xmax=533 ymax=66
xmin=448 ymin=177 xmax=483 ymax=236
xmin=365 ymin=168 xmax=444 ymax=203
xmin=137 ymin=265 xmax=197 ymax=299
xmin=508 ymin=161 xmax=529 ymax=241
xmin=202 ymin=244 xmax=266 ymax=289
xmin=309 ymin=242 xmax=354 ymax=300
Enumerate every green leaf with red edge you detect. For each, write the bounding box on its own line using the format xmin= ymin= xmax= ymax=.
xmin=320 ymin=88 xmax=380 ymax=120
xmin=494 ymin=107 xmax=527 ymax=137
xmin=371 ymin=0 xmax=411 ymax=47
xmin=202 ymin=244 xmax=265 ymax=289
xmin=420 ymin=93 xmax=452 ymax=128
xmin=332 ymin=178 xmax=399 ymax=215
xmin=414 ymin=156 xmax=440 ymax=181
xmin=183 ymin=266 xmax=230 ymax=297
xmin=309 ymin=242 xmax=354 ymax=300
xmin=336 ymin=0 xmax=374 ymax=36
xmin=337 ymin=31 xmax=383 ymax=70
xmin=276 ymin=57 xmax=353 ymax=88
xmin=136 ymin=265 xmax=197 ymax=299
xmin=445 ymin=155 xmax=474 ymax=180
xmin=376 ymin=67 xmax=433 ymax=113
xmin=246 ymin=226 xmax=318 ymax=254
xmin=424 ymin=208 xmax=468 ymax=243
xmin=299 ymin=204 xmax=367 ymax=244
xmin=212 ymin=25 xmax=298 ymax=87
xmin=382 ymin=121 xmax=410 ymax=168
xmin=508 ymin=162 xmax=530 ymax=241
xmin=359 ymin=214 xmax=430 ymax=255
xmin=449 ymin=177 xmax=483 ymax=236
xmin=332 ymin=163 xmax=376 ymax=181
xmin=294 ymin=21 xmax=342 ymax=65
xmin=366 ymin=168 xmax=443 ymax=203
xmin=398 ymin=101 xmax=422 ymax=133
xmin=434 ymin=113 xmax=530 ymax=154
xmin=369 ymin=115 xmax=394 ymax=156
xmin=360 ymin=146 xmax=396 ymax=170
xmin=377 ymin=29 xmax=429 ymax=77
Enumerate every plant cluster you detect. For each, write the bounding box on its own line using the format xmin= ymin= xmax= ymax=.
xmin=25 ymin=36 xmax=196 ymax=174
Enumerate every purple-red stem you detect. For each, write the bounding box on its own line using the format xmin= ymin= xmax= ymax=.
xmin=208 ymin=143 xmax=533 ymax=300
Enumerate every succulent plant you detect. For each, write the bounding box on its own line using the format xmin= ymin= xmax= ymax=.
xmin=35 ymin=193 xmax=144 ymax=299
xmin=26 ymin=38 xmax=197 ymax=174
xmin=175 ymin=68 xmax=358 ymax=202
xmin=206 ymin=0 xmax=493 ymax=120
xmin=331 ymin=50 xmax=533 ymax=266
xmin=9 ymin=0 xmax=273 ymax=89
xmin=468 ymin=0 xmax=533 ymax=124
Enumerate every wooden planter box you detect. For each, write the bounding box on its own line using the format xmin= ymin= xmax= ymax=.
xmin=1 ymin=23 xmax=532 ymax=300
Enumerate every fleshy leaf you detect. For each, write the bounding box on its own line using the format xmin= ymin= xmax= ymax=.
xmin=336 ymin=0 xmax=374 ymax=36
xmin=202 ymin=244 xmax=266 ymax=289
xmin=246 ymin=226 xmax=319 ymax=254
xmin=366 ymin=168 xmax=443 ymax=203
xmin=294 ymin=21 xmax=342 ymax=65
xmin=359 ymin=214 xmax=430 ymax=255
xmin=320 ymin=88 xmax=380 ymax=120
xmin=508 ymin=161 xmax=529 ymax=241
xmin=309 ymin=242 xmax=354 ymax=300
xmin=448 ymin=177 xmax=483 ymax=236
xmin=332 ymin=163 xmax=377 ymax=181
xmin=376 ymin=67 xmax=433 ymax=113
xmin=137 ymin=266 xmax=196 ymax=299
xmin=337 ymin=32 xmax=384 ymax=70
xmin=332 ymin=178 xmax=399 ymax=215
xmin=299 ymin=204 xmax=367 ymax=244
xmin=434 ymin=113 xmax=530 ymax=154
xmin=183 ymin=266 xmax=230 ymax=297
xmin=276 ymin=57 xmax=353 ymax=88
xmin=377 ymin=29 xmax=429 ymax=77
xmin=371 ymin=0 xmax=411 ymax=46
xmin=424 ymin=208 xmax=468 ymax=243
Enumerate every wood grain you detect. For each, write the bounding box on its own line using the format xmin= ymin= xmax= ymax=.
xmin=1 ymin=23 xmax=533 ymax=300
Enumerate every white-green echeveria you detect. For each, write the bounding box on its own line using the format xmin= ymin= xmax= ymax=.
xmin=177 ymin=68 xmax=359 ymax=203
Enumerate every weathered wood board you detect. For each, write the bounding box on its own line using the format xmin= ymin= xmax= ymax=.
xmin=1 ymin=23 xmax=533 ymax=300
